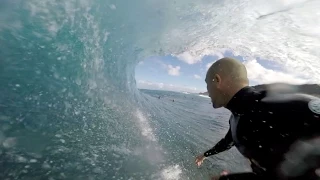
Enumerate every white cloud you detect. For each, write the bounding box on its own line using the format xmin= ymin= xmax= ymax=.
xmin=109 ymin=4 xmax=116 ymax=10
xmin=194 ymin=74 xmax=201 ymax=79
xmin=210 ymin=51 xmax=224 ymax=59
xmin=174 ymin=49 xmax=225 ymax=65
xmin=243 ymin=59 xmax=309 ymax=85
xmin=175 ymin=51 xmax=201 ymax=64
xmin=167 ymin=65 xmax=180 ymax=76
xmin=158 ymin=83 xmax=164 ymax=88
xmin=150 ymin=59 xmax=181 ymax=76
xmin=137 ymin=80 xmax=201 ymax=93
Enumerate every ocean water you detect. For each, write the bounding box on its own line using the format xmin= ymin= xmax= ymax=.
xmin=0 ymin=0 xmax=319 ymax=179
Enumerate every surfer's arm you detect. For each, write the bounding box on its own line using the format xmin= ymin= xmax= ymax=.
xmin=203 ymin=127 xmax=234 ymax=157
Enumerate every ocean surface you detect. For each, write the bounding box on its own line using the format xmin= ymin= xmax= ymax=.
xmin=1 ymin=0 xmax=319 ymax=179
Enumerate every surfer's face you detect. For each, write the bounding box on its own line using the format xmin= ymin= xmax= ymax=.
xmin=206 ymin=74 xmax=223 ymax=108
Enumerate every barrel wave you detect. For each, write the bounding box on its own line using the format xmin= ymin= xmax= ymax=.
xmin=0 ymin=0 xmax=319 ymax=179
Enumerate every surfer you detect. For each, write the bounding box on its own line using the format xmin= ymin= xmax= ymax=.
xmin=195 ymin=57 xmax=320 ymax=180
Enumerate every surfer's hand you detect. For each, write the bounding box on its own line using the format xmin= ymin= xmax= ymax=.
xmin=195 ymin=154 xmax=206 ymax=167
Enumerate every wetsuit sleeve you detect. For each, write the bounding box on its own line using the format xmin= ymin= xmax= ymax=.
xmin=203 ymin=127 xmax=234 ymax=157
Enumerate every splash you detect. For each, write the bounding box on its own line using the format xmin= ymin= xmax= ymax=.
xmin=160 ymin=165 xmax=183 ymax=180
xmin=135 ymin=109 xmax=157 ymax=142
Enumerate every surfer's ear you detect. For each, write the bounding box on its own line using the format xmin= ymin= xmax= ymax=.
xmin=215 ymin=74 xmax=221 ymax=82
xmin=215 ymin=74 xmax=222 ymax=88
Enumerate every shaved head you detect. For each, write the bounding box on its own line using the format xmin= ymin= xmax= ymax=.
xmin=205 ymin=57 xmax=249 ymax=108
xmin=206 ymin=57 xmax=248 ymax=85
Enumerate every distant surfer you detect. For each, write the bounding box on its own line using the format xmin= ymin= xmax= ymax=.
xmin=195 ymin=57 xmax=320 ymax=180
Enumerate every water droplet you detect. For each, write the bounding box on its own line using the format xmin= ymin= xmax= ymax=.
xmin=22 ymin=169 xmax=28 ymax=173
xmin=3 ymin=137 xmax=17 ymax=148
xmin=17 ymin=156 xmax=27 ymax=163
xmin=75 ymin=78 xmax=82 ymax=85
xmin=30 ymin=159 xmax=37 ymax=163
xmin=89 ymin=80 xmax=97 ymax=89
xmin=42 ymin=161 xmax=51 ymax=169
xmin=110 ymin=4 xmax=116 ymax=10
xmin=60 ymin=173 xmax=66 ymax=178
xmin=93 ymin=167 xmax=103 ymax=173
xmin=53 ymin=72 xmax=59 ymax=79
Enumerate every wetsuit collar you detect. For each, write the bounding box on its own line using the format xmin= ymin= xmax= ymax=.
xmin=226 ymin=86 xmax=254 ymax=115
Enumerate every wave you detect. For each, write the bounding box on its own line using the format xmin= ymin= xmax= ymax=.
xmin=0 ymin=0 xmax=319 ymax=179
xmin=199 ymin=95 xmax=210 ymax=98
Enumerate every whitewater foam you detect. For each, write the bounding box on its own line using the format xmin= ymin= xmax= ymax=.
xmin=199 ymin=95 xmax=210 ymax=98
xmin=135 ymin=109 xmax=157 ymax=142
xmin=160 ymin=165 xmax=183 ymax=180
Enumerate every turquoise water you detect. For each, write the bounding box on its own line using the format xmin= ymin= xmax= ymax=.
xmin=1 ymin=0 xmax=319 ymax=179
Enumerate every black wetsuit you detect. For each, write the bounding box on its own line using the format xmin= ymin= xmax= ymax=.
xmin=204 ymin=86 xmax=320 ymax=180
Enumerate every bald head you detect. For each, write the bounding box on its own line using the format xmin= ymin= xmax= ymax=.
xmin=206 ymin=57 xmax=248 ymax=86
xmin=205 ymin=57 xmax=249 ymax=108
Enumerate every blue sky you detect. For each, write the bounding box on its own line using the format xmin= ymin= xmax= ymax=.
xmin=135 ymin=50 xmax=314 ymax=93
